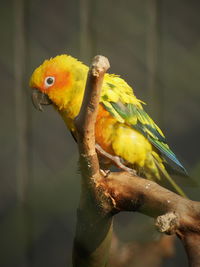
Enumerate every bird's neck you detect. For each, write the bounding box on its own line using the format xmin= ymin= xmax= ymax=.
xmin=50 ymin=63 xmax=89 ymax=131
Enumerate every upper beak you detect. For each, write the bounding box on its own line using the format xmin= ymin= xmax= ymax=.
xmin=31 ymin=89 xmax=52 ymax=111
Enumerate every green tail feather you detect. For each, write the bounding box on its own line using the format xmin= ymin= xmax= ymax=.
xmin=153 ymin=157 xmax=187 ymax=198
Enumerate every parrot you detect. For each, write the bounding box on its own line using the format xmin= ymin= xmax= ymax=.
xmin=29 ymin=54 xmax=188 ymax=197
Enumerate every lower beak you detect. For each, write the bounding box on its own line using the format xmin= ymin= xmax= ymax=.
xmin=31 ymin=89 xmax=52 ymax=111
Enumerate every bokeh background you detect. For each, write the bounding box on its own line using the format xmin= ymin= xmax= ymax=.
xmin=1 ymin=0 xmax=200 ymax=266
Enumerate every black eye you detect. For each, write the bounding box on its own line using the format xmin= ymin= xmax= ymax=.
xmin=47 ymin=77 xmax=54 ymax=84
xmin=45 ymin=76 xmax=55 ymax=87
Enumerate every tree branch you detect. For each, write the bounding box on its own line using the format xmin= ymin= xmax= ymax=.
xmin=73 ymin=55 xmax=200 ymax=267
xmin=75 ymin=55 xmax=110 ymax=157
xmin=73 ymin=55 xmax=112 ymax=267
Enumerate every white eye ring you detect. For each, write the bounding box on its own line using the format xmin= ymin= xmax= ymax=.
xmin=44 ymin=76 xmax=55 ymax=88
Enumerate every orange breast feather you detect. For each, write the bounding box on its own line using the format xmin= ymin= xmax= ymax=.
xmin=95 ymin=104 xmax=116 ymax=154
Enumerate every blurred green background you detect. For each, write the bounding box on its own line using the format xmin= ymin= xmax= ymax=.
xmin=0 ymin=0 xmax=200 ymax=266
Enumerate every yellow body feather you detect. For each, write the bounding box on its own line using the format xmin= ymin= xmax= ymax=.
xmin=30 ymin=54 xmax=187 ymax=196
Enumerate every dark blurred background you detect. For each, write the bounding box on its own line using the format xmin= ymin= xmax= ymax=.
xmin=0 ymin=0 xmax=200 ymax=266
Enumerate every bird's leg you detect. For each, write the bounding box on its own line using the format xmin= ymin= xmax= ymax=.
xmin=95 ymin=144 xmax=137 ymax=175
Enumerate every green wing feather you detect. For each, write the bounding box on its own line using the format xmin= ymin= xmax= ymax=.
xmin=110 ymin=101 xmax=187 ymax=175
xmin=101 ymin=80 xmax=187 ymax=176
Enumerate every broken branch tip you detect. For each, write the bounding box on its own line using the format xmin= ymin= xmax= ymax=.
xmin=155 ymin=212 xmax=179 ymax=235
xmin=91 ymin=55 xmax=110 ymax=76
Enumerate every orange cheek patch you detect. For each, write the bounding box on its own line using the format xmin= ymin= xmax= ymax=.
xmin=53 ymin=71 xmax=72 ymax=90
xmin=43 ymin=65 xmax=72 ymax=92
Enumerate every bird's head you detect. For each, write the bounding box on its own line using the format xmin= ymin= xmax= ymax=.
xmin=29 ymin=54 xmax=88 ymax=112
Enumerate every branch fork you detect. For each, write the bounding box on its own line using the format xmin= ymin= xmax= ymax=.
xmin=73 ymin=55 xmax=200 ymax=267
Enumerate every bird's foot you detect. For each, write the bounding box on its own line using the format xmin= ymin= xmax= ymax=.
xmin=96 ymin=144 xmax=137 ymax=175
xmin=100 ymin=169 xmax=111 ymax=177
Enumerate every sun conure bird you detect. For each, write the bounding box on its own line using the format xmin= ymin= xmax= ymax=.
xmin=29 ymin=54 xmax=187 ymax=196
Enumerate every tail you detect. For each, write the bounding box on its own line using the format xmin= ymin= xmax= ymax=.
xmin=153 ymin=156 xmax=187 ymax=198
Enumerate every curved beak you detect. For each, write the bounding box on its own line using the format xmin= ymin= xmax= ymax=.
xmin=31 ymin=89 xmax=52 ymax=112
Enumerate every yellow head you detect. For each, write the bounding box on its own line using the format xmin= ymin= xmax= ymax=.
xmin=29 ymin=54 xmax=88 ymax=113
